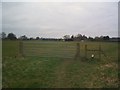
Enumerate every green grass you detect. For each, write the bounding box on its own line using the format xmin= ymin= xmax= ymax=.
xmin=3 ymin=56 xmax=63 ymax=88
xmin=2 ymin=40 xmax=119 ymax=88
xmin=2 ymin=40 xmax=20 ymax=58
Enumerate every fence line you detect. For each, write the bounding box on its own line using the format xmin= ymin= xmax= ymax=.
xmin=20 ymin=41 xmax=106 ymax=59
xmin=21 ymin=41 xmax=76 ymax=58
xmin=85 ymin=44 xmax=102 ymax=60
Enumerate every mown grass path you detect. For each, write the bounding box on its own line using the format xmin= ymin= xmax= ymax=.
xmin=53 ymin=59 xmax=73 ymax=88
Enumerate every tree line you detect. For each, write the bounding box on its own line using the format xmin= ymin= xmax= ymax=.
xmin=63 ymin=34 xmax=110 ymax=41
xmin=0 ymin=32 xmax=119 ymax=42
xmin=0 ymin=32 xmax=63 ymax=41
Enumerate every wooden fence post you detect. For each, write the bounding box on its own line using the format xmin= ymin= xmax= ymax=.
xmin=85 ymin=44 xmax=87 ymax=59
xmin=74 ymin=43 xmax=80 ymax=60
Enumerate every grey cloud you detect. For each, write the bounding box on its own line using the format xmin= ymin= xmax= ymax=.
xmin=2 ymin=2 xmax=118 ymax=38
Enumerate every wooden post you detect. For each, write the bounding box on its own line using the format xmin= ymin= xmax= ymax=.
xmin=85 ymin=44 xmax=87 ymax=59
xmin=74 ymin=43 xmax=80 ymax=60
xmin=99 ymin=45 xmax=101 ymax=60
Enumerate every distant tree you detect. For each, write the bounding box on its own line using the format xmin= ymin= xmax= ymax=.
xmin=7 ymin=33 xmax=17 ymax=40
xmin=71 ymin=35 xmax=74 ymax=41
xmin=63 ymin=35 xmax=73 ymax=41
xmin=99 ymin=36 xmax=104 ymax=41
xmin=94 ymin=35 xmax=110 ymax=41
xmin=36 ymin=37 xmax=39 ymax=40
xmin=82 ymin=35 xmax=87 ymax=40
xmin=63 ymin=35 xmax=70 ymax=39
xmin=103 ymin=36 xmax=109 ymax=41
xmin=30 ymin=37 xmax=34 ymax=40
xmin=75 ymin=34 xmax=82 ymax=41
xmin=106 ymin=36 xmax=110 ymax=40
xmin=94 ymin=36 xmax=100 ymax=41
xmin=71 ymin=35 xmax=74 ymax=39
xmin=1 ymin=32 xmax=6 ymax=39
xmin=19 ymin=35 xmax=28 ymax=40
xmin=88 ymin=36 xmax=94 ymax=41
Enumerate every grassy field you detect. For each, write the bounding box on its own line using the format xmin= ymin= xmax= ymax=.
xmin=2 ymin=40 xmax=119 ymax=88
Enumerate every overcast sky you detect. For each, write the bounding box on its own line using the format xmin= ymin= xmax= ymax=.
xmin=2 ymin=1 xmax=118 ymax=38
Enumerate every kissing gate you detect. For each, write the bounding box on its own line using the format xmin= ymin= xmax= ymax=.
xmin=75 ymin=43 xmax=106 ymax=60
